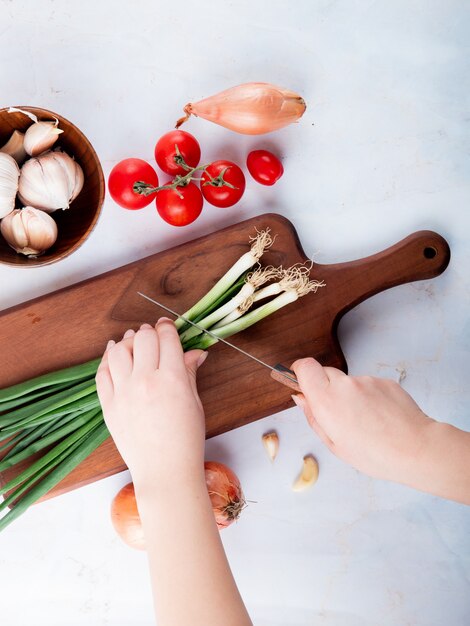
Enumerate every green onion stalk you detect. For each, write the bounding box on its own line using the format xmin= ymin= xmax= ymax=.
xmin=0 ymin=230 xmax=324 ymax=532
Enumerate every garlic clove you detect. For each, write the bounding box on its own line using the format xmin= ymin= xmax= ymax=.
xmin=262 ymin=431 xmax=279 ymax=461
xmin=0 ymin=130 xmax=28 ymax=165
xmin=0 ymin=153 xmax=20 ymax=218
xmin=23 ymin=120 xmax=63 ymax=157
xmin=0 ymin=207 xmax=58 ymax=256
xmin=18 ymin=150 xmax=83 ymax=212
xmin=292 ymin=455 xmax=319 ymax=492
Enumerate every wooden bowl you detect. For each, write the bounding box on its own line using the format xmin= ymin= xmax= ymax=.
xmin=0 ymin=106 xmax=105 ymax=267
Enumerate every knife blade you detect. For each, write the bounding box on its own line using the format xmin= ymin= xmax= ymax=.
xmin=137 ymin=291 xmax=300 ymax=392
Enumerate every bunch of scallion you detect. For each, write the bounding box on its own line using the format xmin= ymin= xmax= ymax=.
xmin=0 ymin=229 xmax=324 ymax=531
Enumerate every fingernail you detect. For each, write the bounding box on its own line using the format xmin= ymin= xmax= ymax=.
xmin=123 ymin=329 xmax=135 ymax=339
xmin=291 ymin=394 xmax=302 ymax=407
xmin=197 ymin=351 xmax=208 ymax=367
xmin=157 ymin=316 xmax=173 ymax=324
xmin=106 ymin=339 xmax=115 ymax=350
xmin=140 ymin=323 xmax=153 ymax=330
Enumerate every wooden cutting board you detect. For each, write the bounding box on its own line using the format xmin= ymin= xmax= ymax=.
xmin=0 ymin=213 xmax=450 ymax=499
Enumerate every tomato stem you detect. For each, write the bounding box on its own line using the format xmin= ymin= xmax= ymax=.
xmin=133 ymin=158 xmax=238 ymax=199
xmin=133 ymin=160 xmax=211 ymax=197
xmin=202 ymin=166 xmax=238 ymax=189
xmin=173 ymin=144 xmax=193 ymax=172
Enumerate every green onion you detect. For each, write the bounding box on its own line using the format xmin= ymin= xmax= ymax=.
xmin=0 ymin=379 xmax=96 ymax=429
xmin=0 ymin=428 xmax=36 ymax=454
xmin=174 ymin=229 xmax=273 ymax=329
xmin=0 ymin=358 xmax=100 ymax=404
xmin=179 ymin=266 xmax=279 ymax=344
xmin=182 ymin=291 xmax=298 ymax=351
xmin=0 ymin=379 xmax=79 ymax=413
xmin=6 ymin=396 xmax=100 ymax=433
xmin=0 ymin=413 xmax=104 ymax=495
xmin=0 ymin=408 xmax=101 ymax=471
xmin=0 ymin=434 xmax=89 ymax=515
xmin=1 ymin=420 xmax=60 ymax=459
xmin=177 ymin=272 xmax=249 ymax=335
xmin=0 ymin=422 xmax=109 ymax=532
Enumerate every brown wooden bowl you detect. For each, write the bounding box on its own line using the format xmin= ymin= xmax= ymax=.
xmin=0 ymin=106 xmax=105 ymax=267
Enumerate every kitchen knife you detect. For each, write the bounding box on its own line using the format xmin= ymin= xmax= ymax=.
xmin=137 ymin=291 xmax=301 ymax=392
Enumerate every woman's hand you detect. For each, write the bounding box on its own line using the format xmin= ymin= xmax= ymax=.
xmin=291 ymin=358 xmax=470 ymax=504
xmin=96 ymin=320 xmax=252 ymax=626
xmin=95 ymin=318 xmax=208 ymax=487
xmin=291 ymin=357 xmax=433 ymax=484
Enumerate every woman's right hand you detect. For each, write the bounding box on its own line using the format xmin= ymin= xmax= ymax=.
xmin=291 ymin=358 xmax=436 ymax=485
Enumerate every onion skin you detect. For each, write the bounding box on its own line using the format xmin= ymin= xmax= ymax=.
xmin=111 ymin=462 xmax=245 ymax=550
xmin=176 ymin=82 xmax=306 ymax=135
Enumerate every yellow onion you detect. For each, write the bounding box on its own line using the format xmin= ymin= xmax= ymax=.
xmin=176 ymin=82 xmax=306 ymax=135
xmin=111 ymin=482 xmax=145 ymax=550
xmin=111 ymin=462 xmax=245 ymax=550
xmin=204 ymin=461 xmax=245 ymax=529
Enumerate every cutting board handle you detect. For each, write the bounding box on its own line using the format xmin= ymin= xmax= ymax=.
xmin=325 ymin=230 xmax=450 ymax=319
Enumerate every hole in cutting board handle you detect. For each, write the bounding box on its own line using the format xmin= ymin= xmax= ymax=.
xmin=423 ymin=246 xmax=438 ymax=259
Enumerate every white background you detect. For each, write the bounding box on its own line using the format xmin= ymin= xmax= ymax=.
xmin=1 ymin=1 xmax=470 ymax=624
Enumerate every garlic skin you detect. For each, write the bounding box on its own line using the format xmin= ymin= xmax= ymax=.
xmin=0 ymin=153 xmax=20 ymax=218
xmin=176 ymin=82 xmax=306 ymax=135
xmin=0 ymin=207 xmax=58 ymax=256
xmin=0 ymin=130 xmax=28 ymax=165
xmin=23 ymin=120 xmax=63 ymax=157
xmin=18 ymin=150 xmax=84 ymax=212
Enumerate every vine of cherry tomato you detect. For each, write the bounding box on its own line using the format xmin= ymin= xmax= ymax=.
xmin=108 ymin=129 xmax=285 ymax=226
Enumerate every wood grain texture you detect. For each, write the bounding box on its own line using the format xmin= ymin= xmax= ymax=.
xmin=0 ymin=106 xmax=105 ymax=267
xmin=0 ymin=214 xmax=450 ymax=500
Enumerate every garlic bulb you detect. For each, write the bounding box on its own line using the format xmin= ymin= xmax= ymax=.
xmin=0 ymin=130 xmax=27 ymax=164
xmin=0 ymin=207 xmax=58 ymax=256
xmin=0 ymin=153 xmax=20 ymax=218
xmin=175 ymin=82 xmax=306 ymax=135
xmin=8 ymin=107 xmax=64 ymax=157
xmin=18 ymin=150 xmax=84 ymax=212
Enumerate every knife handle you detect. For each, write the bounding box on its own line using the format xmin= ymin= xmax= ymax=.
xmin=270 ymin=364 xmax=301 ymax=393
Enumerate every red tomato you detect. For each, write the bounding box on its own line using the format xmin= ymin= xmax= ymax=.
xmin=108 ymin=158 xmax=158 ymax=210
xmin=200 ymin=160 xmax=246 ymax=208
xmin=156 ymin=182 xmax=203 ymax=226
xmin=246 ymin=150 xmax=284 ymax=186
xmin=155 ymin=130 xmax=201 ymax=175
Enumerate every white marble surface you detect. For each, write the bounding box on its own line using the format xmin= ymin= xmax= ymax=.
xmin=1 ymin=1 xmax=469 ymax=624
